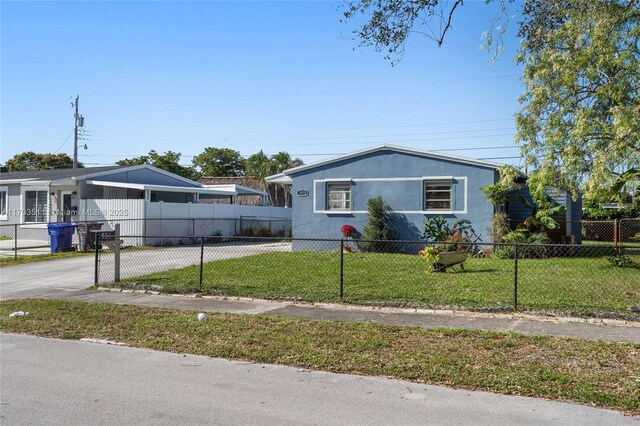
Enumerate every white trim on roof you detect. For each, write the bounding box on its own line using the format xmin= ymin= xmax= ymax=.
xmin=74 ymin=164 xmax=202 ymax=187
xmin=268 ymin=144 xmax=512 ymax=180
xmin=0 ymin=178 xmax=39 ymax=184
xmin=203 ymin=184 xmax=268 ymax=196
xmin=265 ymin=173 xmax=292 ymax=184
xmin=86 ymin=180 xmax=231 ymax=195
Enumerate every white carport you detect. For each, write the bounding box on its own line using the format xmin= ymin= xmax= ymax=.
xmin=200 ymin=184 xmax=269 ymax=206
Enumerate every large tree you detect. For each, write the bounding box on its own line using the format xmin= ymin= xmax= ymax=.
xmin=2 ymin=152 xmax=81 ymax=172
xmin=117 ymin=150 xmax=200 ymax=180
xmin=516 ymin=0 xmax=640 ymax=204
xmin=342 ymin=0 xmax=640 ymax=204
xmin=192 ymin=147 xmax=245 ymax=177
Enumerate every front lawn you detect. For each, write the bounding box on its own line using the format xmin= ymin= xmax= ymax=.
xmin=1 ymin=299 xmax=638 ymax=414
xmin=115 ymin=250 xmax=640 ymax=318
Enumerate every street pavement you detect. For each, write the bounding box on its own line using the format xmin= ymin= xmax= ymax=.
xmin=1 ymin=333 xmax=636 ymax=425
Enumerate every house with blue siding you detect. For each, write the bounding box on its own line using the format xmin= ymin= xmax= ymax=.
xmin=266 ymin=144 xmax=582 ymax=247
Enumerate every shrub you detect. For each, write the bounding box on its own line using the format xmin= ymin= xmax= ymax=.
xmin=488 ymin=212 xmax=510 ymax=242
xmin=238 ymin=225 xmax=283 ymax=237
xmin=340 ymin=224 xmax=356 ymax=238
xmin=493 ymin=229 xmax=551 ymax=259
xmin=360 ymin=196 xmax=394 ymax=252
xmin=422 ymin=216 xmax=476 ymax=252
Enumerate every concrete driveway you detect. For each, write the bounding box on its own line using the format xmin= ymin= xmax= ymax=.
xmin=0 ymin=238 xmax=50 ymax=256
xmin=0 ymin=242 xmax=290 ymax=300
xmin=2 ymin=334 xmax=635 ymax=425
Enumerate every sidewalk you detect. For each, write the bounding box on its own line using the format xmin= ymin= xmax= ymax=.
xmin=32 ymin=287 xmax=640 ymax=344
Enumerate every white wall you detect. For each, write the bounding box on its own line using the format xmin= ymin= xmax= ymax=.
xmin=78 ymin=199 xmax=146 ymax=246
xmin=78 ymin=199 xmax=291 ymax=245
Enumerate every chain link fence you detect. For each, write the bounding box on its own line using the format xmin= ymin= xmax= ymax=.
xmin=579 ymin=218 xmax=640 ymax=244
xmin=0 ymin=217 xmax=291 ymax=258
xmin=96 ymin=234 xmax=640 ymax=320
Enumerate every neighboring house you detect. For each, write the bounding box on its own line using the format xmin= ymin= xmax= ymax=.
xmin=0 ymin=165 xmax=286 ymax=241
xmin=198 ymin=176 xmax=271 ymax=206
xmin=266 ymin=144 xmax=582 ymax=247
xmin=198 ymin=176 xmax=291 ymax=207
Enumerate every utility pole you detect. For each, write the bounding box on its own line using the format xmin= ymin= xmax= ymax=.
xmin=72 ymin=95 xmax=85 ymax=169
xmin=73 ymin=95 xmax=79 ymax=169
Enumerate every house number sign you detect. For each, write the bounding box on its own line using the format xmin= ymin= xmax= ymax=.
xmin=296 ymin=189 xmax=310 ymax=197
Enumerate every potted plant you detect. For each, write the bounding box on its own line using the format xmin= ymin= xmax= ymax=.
xmin=340 ymin=224 xmax=356 ymax=252
xmin=419 ymin=216 xmax=477 ymax=272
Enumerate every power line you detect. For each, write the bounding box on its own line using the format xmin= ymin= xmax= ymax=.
xmin=299 ymin=117 xmax=515 ymax=132
xmin=53 ymin=129 xmax=75 ymax=154
xmin=79 ymin=143 xmax=520 ymax=161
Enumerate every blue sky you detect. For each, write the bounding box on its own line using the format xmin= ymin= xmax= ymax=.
xmin=1 ymin=1 xmax=525 ymax=168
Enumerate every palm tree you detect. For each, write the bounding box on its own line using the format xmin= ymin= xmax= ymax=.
xmin=246 ymin=151 xmax=275 ymax=206
xmin=270 ymin=152 xmax=303 ymax=207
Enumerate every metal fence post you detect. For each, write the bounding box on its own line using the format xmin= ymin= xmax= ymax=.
xmin=513 ymin=243 xmax=519 ymax=311
xmin=339 ymin=239 xmax=344 ymax=301
xmin=143 ymin=219 xmax=147 ymax=247
xmin=94 ymin=232 xmax=100 ymax=286
xmin=14 ymin=224 xmax=18 ymax=260
xmin=199 ymin=236 xmax=204 ymax=292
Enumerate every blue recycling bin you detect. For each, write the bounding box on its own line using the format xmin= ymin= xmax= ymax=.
xmin=47 ymin=223 xmax=76 ymax=253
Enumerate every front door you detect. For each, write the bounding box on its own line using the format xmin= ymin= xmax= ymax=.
xmin=62 ymin=192 xmax=73 ymax=222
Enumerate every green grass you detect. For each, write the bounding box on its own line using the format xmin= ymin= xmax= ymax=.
xmin=583 ymin=239 xmax=640 ymax=247
xmin=0 ymin=246 xmax=152 ymax=267
xmin=1 ymin=299 xmax=638 ymax=414
xmin=0 ymin=235 xmax=12 ymax=241
xmin=116 ymin=250 xmax=640 ymax=318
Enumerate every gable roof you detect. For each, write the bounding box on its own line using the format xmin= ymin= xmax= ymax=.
xmin=0 ymin=164 xmax=202 ymax=187
xmin=266 ymin=144 xmax=511 ymax=183
xmin=0 ymin=166 xmax=124 ymax=182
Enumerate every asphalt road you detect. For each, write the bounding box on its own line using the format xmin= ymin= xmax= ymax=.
xmin=1 ymin=334 xmax=636 ymax=425
xmin=0 ymin=243 xmax=289 ymax=299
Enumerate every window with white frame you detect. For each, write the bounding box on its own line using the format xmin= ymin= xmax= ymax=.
xmin=424 ymin=181 xmax=452 ymax=211
xmin=0 ymin=187 xmax=7 ymax=220
xmin=24 ymin=190 xmax=48 ymax=223
xmin=326 ymin=182 xmax=351 ymax=211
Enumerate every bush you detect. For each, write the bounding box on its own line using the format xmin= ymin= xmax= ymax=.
xmin=238 ymin=225 xmax=283 ymax=237
xmin=488 ymin=212 xmax=510 ymax=242
xmin=493 ymin=229 xmax=551 ymax=259
xmin=582 ymin=200 xmax=640 ymax=220
xmin=360 ymin=196 xmax=394 ymax=252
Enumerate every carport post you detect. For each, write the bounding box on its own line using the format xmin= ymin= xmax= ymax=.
xmin=199 ymin=237 xmax=204 ymax=292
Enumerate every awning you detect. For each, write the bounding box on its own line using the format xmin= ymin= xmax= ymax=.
xmin=202 ymin=184 xmax=267 ymax=197
xmin=265 ymin=173 xmax=292 ymax=184
xmin=85 ymin=180 xmax=234 ymax=196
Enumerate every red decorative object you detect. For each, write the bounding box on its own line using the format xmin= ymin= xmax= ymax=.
xmin=340 ymin=224 xmax=356 ymax=238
